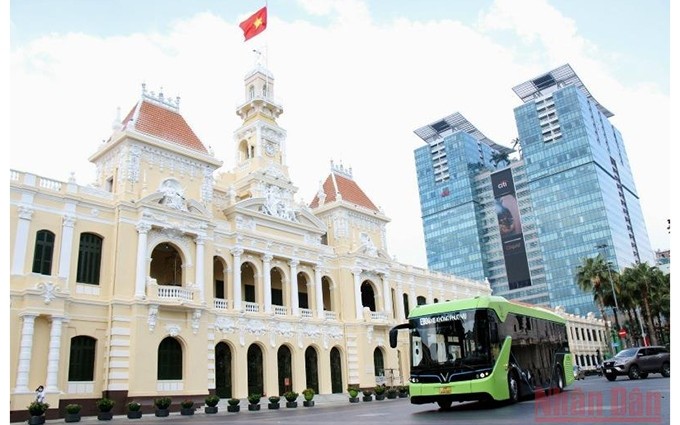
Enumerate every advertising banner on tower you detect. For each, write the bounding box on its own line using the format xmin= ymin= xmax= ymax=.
xmin=490 ymin=168 xmax=531 ymax=290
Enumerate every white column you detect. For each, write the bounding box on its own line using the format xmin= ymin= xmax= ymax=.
xmin=12 ymin=206 xmax=33 ymax=275
xmin=427 ymin=283 xmax=434 ymax=304
xmin=262 ymin=254 xmax=273 ymax=313
xmin=289 ymin=259 xmax=299 ymax=316
xmin=382 ymin=273 xmax=393 ymax=317
xmin=195 ymin=236 xmax=205 ymax=303
xmin=409 ymin=281 xmax=416 ymax=316
xmin=396 ymin=283 xmax=405 ymax=320
xmin=14 ymin=313 xmax=37 ymax=392
xmin=46 ymin=316 xmax=64 ymax=392
xmin=58 ymin=214 xmax=77 ymax=286
xmin=314 ymin=266 xmax=324 ymax=318
xmin=135 ymin=223 xmax=151 ymax=298
xmin=352 ymin=268 xmax=363 ymax=320
xmin=232 ymin=248 xmax=243 ymax=310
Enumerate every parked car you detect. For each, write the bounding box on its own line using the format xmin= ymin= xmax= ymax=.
xmin=602 ymin=346 xmax=670 ymax=381
xmin=573 ymin=364 xmax=585 ymax=380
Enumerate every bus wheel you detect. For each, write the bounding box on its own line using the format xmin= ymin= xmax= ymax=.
xmin=553 ymin=366 xmax=564 ymax=393
xmin=508 ymin=372 xmax=519 ymax=404
xmin=437 ymin=400 xmax=452 ymax=410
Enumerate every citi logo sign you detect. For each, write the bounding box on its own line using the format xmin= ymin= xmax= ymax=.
xmin=497 ymin=180 xmax=509 ymax=189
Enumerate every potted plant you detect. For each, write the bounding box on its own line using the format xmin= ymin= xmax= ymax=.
xmin=96 ymin=398 xmax=114 ymax=421
xmin=64 ymin=403 xmax=81 ymax=423
xmin=180 ymin=399 xmax=195 ymax=415
xmin=348 ymin=387 xmax=360 ymax=403
xmin=247 ymin=393 xmax=261 ymax=411
xmin=204 ymin=395 xmax=220 ymax=414
xmin=126 ymin=401 xmax=142 ymax=419
xmin=27 ymin=401 xmax=49 ymax=425
xmin=362 ymin=388 xmax=373 ymax=402
xmin=267 ymin=396 xmax=280 ymax=410
xmin=398 ymin=385 xmax=409 ymax=398
xmin=153 ymin=397 xmax=171 ymax=417
xmin=386 ymin=387 xmax=398 ymax=399
xmin=284 ymin=391 xmax=298 ymax=408
xmin=227 ymin=398 xmax=240 ymax=413
xmin=302 ymin=388 xmax=315 ymax=407
xmin=374 ymin=385 xmax=386 ymax=400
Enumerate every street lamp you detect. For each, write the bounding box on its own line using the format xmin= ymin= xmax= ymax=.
xmin=596 ymin=243 xmax=624 ymax=349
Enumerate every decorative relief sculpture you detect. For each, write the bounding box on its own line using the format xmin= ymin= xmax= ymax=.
xmin=36 ymin=282 xmax=59 ymax=304
xmin=159 ymin=179 xmax=188 ymax=211
xmin=147 ymin=305 xmax=159 ymax=332
xmin=260 ymin=184 xmax=298 ymax=221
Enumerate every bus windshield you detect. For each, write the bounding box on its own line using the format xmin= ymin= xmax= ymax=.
xmin=410 ymin=309 xmax=495 ymax=372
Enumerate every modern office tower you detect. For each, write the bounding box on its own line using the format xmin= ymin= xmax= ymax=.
xmin=414 ymin=64 xmax=655 ymax=315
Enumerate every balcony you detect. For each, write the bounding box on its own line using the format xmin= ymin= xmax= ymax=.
xmin=146 ymin=279 xmax=197 ymax=306
xmin=300 ymin=308 xmax=313 ymax=318
xmin=244 ymin=301 xmax=260 ymax=313
xmin=214 ymin=299 xmax=231 ymax=310
xmin=273 ymin=305 xmax=288 ymax=316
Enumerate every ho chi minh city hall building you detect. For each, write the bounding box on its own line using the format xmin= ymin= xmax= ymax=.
xmin=9 ymin=60 xmax=610 ymax=421
xmin=8 ymin=62 xmax=492 ymax=420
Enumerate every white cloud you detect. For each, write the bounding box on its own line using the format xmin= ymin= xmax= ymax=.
xmin=10 ymin=0 xmax=670 ymax=270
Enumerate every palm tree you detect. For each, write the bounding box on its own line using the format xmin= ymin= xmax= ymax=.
xmin=619 ymin=263 xmax=660 ymax=346
xmin=575 ymin=255 xmax=620 ymax=351
xmin=491 ymin=151 xmax=509 ymax=167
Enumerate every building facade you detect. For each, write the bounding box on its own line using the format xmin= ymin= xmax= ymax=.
xmin=413 ymin=64 xmax=654 ymax=316
xmin=9 ymin=64 xmax=491 ymax=421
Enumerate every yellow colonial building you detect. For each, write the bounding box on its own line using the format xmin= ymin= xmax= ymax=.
xmin=9 ymin=64 xmax=491 ymax=420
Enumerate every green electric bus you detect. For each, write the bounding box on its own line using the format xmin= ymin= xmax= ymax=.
xmin=389 ymin=295 xmax=573 ymax=408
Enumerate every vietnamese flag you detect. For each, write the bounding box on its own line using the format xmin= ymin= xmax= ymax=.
xmin=239 ymin=6 xmax=267 ymax=41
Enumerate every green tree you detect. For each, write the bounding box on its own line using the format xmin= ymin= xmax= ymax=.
xmin=575 ymin=255 xmax=621 ymax=350
xmin=619 ymin=263 xmax=661 ymax=346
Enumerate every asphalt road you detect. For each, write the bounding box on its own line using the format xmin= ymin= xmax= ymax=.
xmin=44 ymin=374 xmax=671 ymax=425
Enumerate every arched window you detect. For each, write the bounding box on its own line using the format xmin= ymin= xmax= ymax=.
xmin=330 ymin=347 xmax=343 ymax=393
xmin=68 ymin=336 xmax=96 ymax=381
xmin=373 ymin=348 xmax=385 ymax=378
xmin=403 ymin=293 xmax=410 ymax=317
xmin=32 ymin=230 xmax=55 ymax=275
xmin=76 ymin=233 xmax=102 ymax=284
xmin=416 ymin=296 xmax=427 ymax=306
xmin=361 ymin=281 xmax=376 ymax=311
xmin=277 ymin=345 xmax=292 ymax=395
xmin=157 ymin=337 xmax=182 ymax=380
xmin=249 ymin=85 xmax=255 ymax=99
xmin=247 ymin=344 xmax=264 ymax=395
xmin=305 ymin=346 xmax=319 ymax=393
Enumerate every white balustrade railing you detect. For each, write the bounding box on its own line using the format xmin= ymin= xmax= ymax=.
xmin=214 ymin=299 xmax=230 ymax=310
xmin=39 ymin=177 xmax=63 ymax=191
xmin=244 ymin=301 xmax=260 ymax=313
xmin=274 ymin=305 xmax=288 ymax=316
xmin=324 ymin=311 xmax=338 ymax=321
xmin=370 ymin=311 xmax=388 ymax=321
xmin=157 ymin=285 xmax=193 ymax=301
xmin=300 ymin=308 xmax=313 ymax=318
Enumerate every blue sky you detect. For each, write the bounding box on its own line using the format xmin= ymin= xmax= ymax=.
xmin=8 ymin=0 xmax=672 ymax=269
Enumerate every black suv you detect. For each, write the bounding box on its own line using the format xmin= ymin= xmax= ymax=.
xmin=602 ymin=346 xmax=670 ymax=381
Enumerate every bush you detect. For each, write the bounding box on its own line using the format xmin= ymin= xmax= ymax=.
xmin=65 ymin=404 xmax=81 ymax=414
xmin=96 ymin=398 xmax=115 ymax=412
xmin=283 ymin=391 xmax=298 ymax=402
xmin=268 ymin=396 xmax=280 ymax=404
xmin=374 ymin=385 xmax=386 ymax=395
xmin=205 ymin=395 xmax=220 ymax=407
xmin=28 ymin=401 xmax=49 ymax=416
xmin=348 ymin=388 xmax=359 ymax=398
xmin=398 ymin=385 xmax=409 ymax=394
xmin=302 ymin=388 xmax=315 ymax=401
xmin=227 ymin=398 xmax=240 ymax=406
xmin=127 ymin=401 xmax=141 ymax=412
xmin=362 ymin=389 xmax=373 ymax=397
xmin=387 ymin=388 xmax=398 ymax=396
xmin=248 ymin=393 xmax=261 ymax=404
xmin=154 ymin=397 xmax=172 ymax=409
xmin=180 ymin=399 xmax=194 ymax=409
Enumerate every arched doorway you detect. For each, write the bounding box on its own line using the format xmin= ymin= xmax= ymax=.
xmin=305 ymin=346 xmax=319 ymax=393
xmin=215 ymin=342 xmax=232 ymax=398
xmin=277 ymin=345 xmax=293 ymax=395
xmin=373 ymin=347 xmax=385 ymax=382
xmin=330 ymin=347 xmax=343 ymax=393
xmin=247 ymin=344 xmax=264 ymax=395
xmin=241 ymin=262 xmax=256 ymax=303
xmin=150 ymin=243 xmax=183 ymax=286
xmin=361 ymin=281 xmax=376 ymax=311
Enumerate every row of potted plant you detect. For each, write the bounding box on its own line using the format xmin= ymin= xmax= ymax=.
xmin=33 ymin=389 xmax=321 ymax=422
xmin=347 ymin=385 xmax=409 ymax=403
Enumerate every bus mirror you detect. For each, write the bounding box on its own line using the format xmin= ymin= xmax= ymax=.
xmin=389 ymin=323 xmax=411 ymax=348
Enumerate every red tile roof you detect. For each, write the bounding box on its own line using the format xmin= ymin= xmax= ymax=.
xmin=309 ymin=172 xmax=379 ymax=212
xmin=121 ymin=100 xmax=207 ymax=153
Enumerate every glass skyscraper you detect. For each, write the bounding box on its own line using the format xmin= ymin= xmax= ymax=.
xmin=413 ymin=64 xmax=654 ymax=316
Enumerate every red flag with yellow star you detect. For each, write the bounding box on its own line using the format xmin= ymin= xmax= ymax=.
xmin=239 ymin=6 xmax=267 ymax=41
